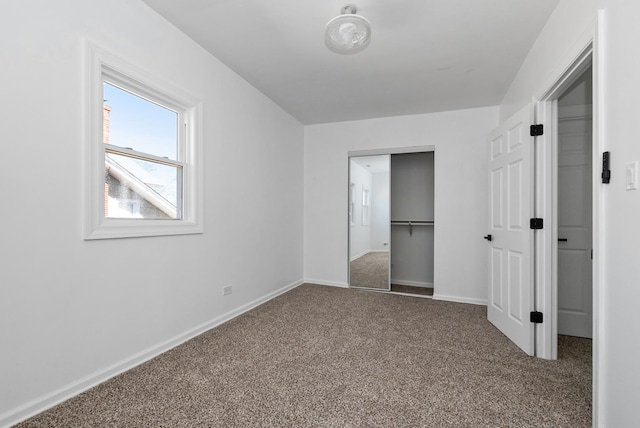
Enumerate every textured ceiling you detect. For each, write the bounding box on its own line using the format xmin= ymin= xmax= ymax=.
xmin=142 ymin=0 xmax=560 ymax=125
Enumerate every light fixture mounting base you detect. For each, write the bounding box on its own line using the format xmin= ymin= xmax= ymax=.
xmin=341 ymin=4 xmax=357 ymax=15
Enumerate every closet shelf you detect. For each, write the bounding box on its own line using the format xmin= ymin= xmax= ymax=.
xmin=391 ymin=220 xmax=434 ymax=236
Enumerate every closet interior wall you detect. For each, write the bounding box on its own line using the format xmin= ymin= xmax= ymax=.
xmin=390 ymin=152 xmax=435 ymax=289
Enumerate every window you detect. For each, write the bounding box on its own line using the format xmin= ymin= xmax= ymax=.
xmin=103 ymin=81 xmax=181 ymax=220
xmin=361 ymin=187 xmax=370 ymax=226
xmin=84 ymin=43 xmax=203 ymax=239
xmin=349 ymin=183 xmax=356 ymax=227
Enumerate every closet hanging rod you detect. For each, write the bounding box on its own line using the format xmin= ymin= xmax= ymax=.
xmin=390 ymin=220 xmax=433 ymax=236
xmin=390 ymin=221 xmax=434 ymax=225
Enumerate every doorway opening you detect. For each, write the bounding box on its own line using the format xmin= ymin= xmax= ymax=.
xmin=553 ymin=67 xmax=593 ymax=370
xmin=532 ymin=31 xmax=602 ymax=421
xmin=556 ymin=67 xmax=593 ymax=341
xmin=348 ymin=147 xmax=435 ymax=298
xmin=486 ymin=46 xmax=597 ymax=420
xmin=482 ymin=50 xmax=598 ymax=362
xmin=534 ymin=42 xmax=597 ymax=361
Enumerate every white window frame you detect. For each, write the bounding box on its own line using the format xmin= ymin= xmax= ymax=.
xmin=84 ymin=41 xmax=203 ymax=240
xmin=349 ymin=182 xmax=356 ymax=227
xmin=361 ymin=187 xmax=370 ymax=226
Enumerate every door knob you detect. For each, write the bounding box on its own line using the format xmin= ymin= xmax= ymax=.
xmin=484 ymin=234 xmax=492 ymax=242
xmin=558 ymin=238 xmax=568 ymax=242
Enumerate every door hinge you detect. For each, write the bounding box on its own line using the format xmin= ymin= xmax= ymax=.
xmin=529 ymin=218 xmax=544 ymax=230
xmin=601 ymin=151 xmax=611 ymax=183
xmin=530 ymin=311 xmax=543 ymax=323
xmin=530 ymin=124 xmax=544 ymax=136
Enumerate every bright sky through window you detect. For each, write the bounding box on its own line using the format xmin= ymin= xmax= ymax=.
xmin=103 ymin=82 xmax=178 ymax=159
xmin=102 ymin=82 xmax=181 ymax=219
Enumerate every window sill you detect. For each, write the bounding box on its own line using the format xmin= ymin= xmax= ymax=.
xmin=84 ymin=219 xmax=203 ymax=240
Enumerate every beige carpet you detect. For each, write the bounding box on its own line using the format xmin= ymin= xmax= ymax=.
xmin=18 ymin=284 xmax=591 ymax=427
xmin=350 ymin=252 xmax=389 ymax=289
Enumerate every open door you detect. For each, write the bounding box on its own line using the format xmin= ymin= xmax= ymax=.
xmin=486 ymin=104 xmax=535 ymax=355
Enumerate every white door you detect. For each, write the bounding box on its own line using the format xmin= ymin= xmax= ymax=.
xmin=487 ymin=105 xmax=535 ymax=355
xmin=557 ymin=110 xmax=593 ymax=338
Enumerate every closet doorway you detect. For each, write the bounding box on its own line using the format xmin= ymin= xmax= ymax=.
xmin=348 ymin=147 xmax=435 ymax=297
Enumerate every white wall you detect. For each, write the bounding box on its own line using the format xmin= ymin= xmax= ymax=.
xmin=499 ymin=0 xmax=598 ymax=121
xmin=0 ymin=0 xmax=303 ymax=425
xmin=370 ymin=172 xmax=390 ymax=251
xmin=595 ymin=2 xmax=640 ymax=424
xmin=390 ymin=153 xmax=435 ymax=221
xmin=348 ymin=161 xmax=372 ymax=259
xmin=499 ymin=1 xmax=640 ymax=425
xmin=304 ymin=106 xmax=499 ymax=303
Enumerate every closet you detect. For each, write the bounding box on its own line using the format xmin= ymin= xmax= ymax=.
xmin=348 ymin=150 xmax=435 ymax=296
xmin=390 ymin=152 xmax=434 ymax=295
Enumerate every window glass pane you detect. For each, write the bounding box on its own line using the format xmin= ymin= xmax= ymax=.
xmin=105 ymin=152 xmax=180 ymax=220
xmin=103 ymin=82 xmax=177 ymax=160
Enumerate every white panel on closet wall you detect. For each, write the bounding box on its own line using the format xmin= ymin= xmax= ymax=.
xmin=391 ymin=153 xmax=435 ymax=221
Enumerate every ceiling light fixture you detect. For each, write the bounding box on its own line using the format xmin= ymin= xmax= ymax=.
xmin=325 ymin=4 xmax=371 ymax=54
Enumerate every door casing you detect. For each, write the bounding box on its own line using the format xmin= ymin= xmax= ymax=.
xmin=535 ymin=44 xmax=594 ymax=358
xmin=532 ymin=10 xmax=604 ymax=426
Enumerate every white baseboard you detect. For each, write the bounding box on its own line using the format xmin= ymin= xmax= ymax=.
xmin=349 ymin=250 xmax=369 ymax=262
xmin=349 ymin=249 xmax=389 ymax=262
xmin=390 ymin=279 xmax=433 ymax=288
xmin=432 ymin=293 xmax=487 ymax=306
xmin=0 ymin=279 xmax=304 ymax=428
xmin=303 ymin=279 xmax=349 ymax=288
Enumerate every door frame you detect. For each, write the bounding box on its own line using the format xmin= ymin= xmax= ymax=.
xmin=533 ymin=11 xmax=604 ymax=425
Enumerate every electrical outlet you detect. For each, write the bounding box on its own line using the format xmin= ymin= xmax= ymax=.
xmin=223 ymin=285 xmax=233 ymax=296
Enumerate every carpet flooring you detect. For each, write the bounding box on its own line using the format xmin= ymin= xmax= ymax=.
xmin=18 ymin=284 xmax=591 ymax=427
xmin=350 ymin=252 xmax=389 ymax=289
